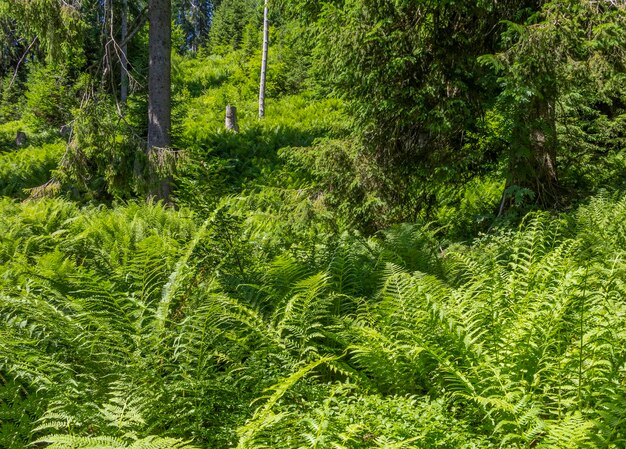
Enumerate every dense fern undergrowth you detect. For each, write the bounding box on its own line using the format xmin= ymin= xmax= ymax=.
xmin=4 ymin=40 xmax=626 ymax=449
xmin=2 ymin=189 xmax=626 ymax=448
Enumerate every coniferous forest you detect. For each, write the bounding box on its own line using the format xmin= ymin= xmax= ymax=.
xmin=3 ymin=0 xmax=626 ymax=447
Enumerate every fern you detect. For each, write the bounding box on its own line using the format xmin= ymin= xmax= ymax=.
xmin=4 ymin=192 xmax=626 ymax=448
xmin=37 ymin=435 xmax=197 ymax=449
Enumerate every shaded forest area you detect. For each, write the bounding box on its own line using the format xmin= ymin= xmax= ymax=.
xmin=3 ymin=0 xmax=626 ymax=448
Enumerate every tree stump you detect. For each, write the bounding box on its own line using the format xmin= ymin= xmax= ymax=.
xmin=15 ymin=131 xmax=27 ymax=147
xmin=60 ymin=124 xmax=72 ymax=137
xmin=225 ymin=105 xmax=239 ymax=133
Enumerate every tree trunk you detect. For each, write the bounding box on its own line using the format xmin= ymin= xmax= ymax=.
xmin=120 ymin=0 xmax=128 ymax=105
xmin=258 ymin=0 xmax=268 ymax=119
xmin=530 ymin=96 xmax=558 ymax=196
xmin=190 ymin=0 xmax=201 ymax=53
xmin=507 ymin=90 xmax=558 ymax=209
xmin=147 ymin=0 xmax=172 ymax=202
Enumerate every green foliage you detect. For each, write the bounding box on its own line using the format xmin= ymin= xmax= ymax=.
xmin=0 ymin=142 xmax=63 ymax=197
xmin=0 ymin=74 xmax=26 ymax=123
xmin=173 ymin=49 xmax=348 ymax=213
xmin=282 ymin=0 xmax=626 ymax=213
xmin=54 ymin=95 xmax=144 ymax=200
xmin=23 ymin=64 xmax=83 ymax=130
xmin=39 ymin=435 xmax=198 ymax=449
xmin=5 ymin=1 xmax=626 ymax=449
xmin=294 ymin=0 xmax=515 ymax=212
xmin=0 ymin=377 xmax=45 ymax=449
xmin=0 ymin=120 xmax=26 ymax=149
xmin=2 ymin=191 xmax=626 ymax=447
xmin=0 ymin=0 xmax=86 ymax=63
xmin=208 ymin=0 xmax=259 ymax=53
xmin=479 ymin=0 xmax=626 ymax=205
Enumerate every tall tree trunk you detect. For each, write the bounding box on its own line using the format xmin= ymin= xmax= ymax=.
xmin=258 ymin=0 xmax=268 ymax=118
xmin=507 ymin=89 xmax=558 ymax=209
xmin=190 ymin=0 xmax=200 ymax=53
xmin=147 ymin=0 xmax=172 ymax=202
xmin=120 ymin=0 xmax=128 ymax=105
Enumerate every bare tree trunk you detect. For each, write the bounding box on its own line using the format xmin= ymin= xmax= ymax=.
xmin=191 ymin=0 xmax=201 ymax=53
xmin=258 ymin=0 xmax=269 ymax=119
xmin=148 ymin=0 xmax=172 ymax=202
xmin=120 ymin=0 xmax=129 ymax=105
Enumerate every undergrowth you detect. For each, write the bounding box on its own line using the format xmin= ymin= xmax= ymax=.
xmin=2 ymin=192 xmax=626 ymax=448
xmin=3 ymin=29 xmax=626 ymax=449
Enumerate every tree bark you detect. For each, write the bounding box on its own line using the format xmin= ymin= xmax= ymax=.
xmin=258 ymin=0 xmax=269 ymax=118
xmin=530 ymin=96 xmax=558 ymax=193
xmin=507 ymin=90 xmax=559 ymax=208
xmin=147 ymin=0 xmax=172 ymax=202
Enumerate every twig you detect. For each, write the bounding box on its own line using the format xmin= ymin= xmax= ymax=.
xmin=8 ymin=36 xmax=38 ymax=91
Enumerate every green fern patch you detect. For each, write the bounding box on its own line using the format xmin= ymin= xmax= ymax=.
xmin=2 ymin=193 xmax=626 ymax=448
